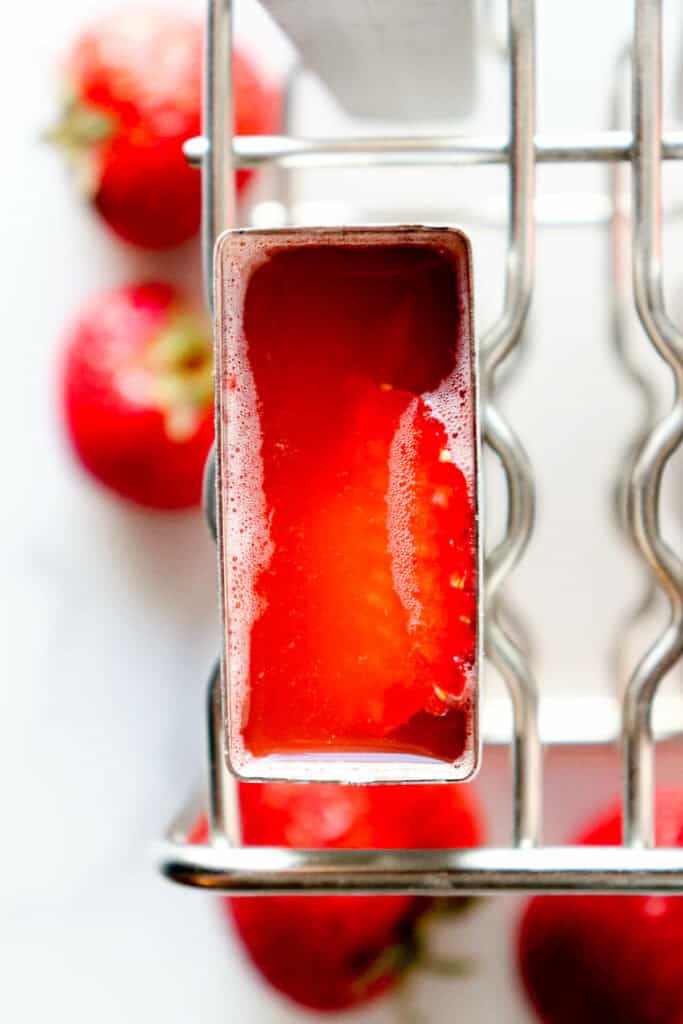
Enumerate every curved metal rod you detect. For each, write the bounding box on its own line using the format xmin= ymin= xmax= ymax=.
xmin=624 ymin=0 xmax=683 ymax=847
xmin=156 ymin=842 xmax=683 ymax=895
xmin=481 ymin=0 xmax=541 ymax=848
xmin=483 ymin=406 xmax=535 ymax=597
xmin=608 ymin=45 xmax=660 ymax=700
xmin=609 ymin=46 xmax=659 ymax=523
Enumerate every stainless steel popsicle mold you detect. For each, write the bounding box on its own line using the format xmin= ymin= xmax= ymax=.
xmin=157 ymin=0 xmax=683 ymax=895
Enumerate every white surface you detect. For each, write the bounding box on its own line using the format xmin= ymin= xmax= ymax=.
xmin=3 ymin=1 xmax=683 ymax=1023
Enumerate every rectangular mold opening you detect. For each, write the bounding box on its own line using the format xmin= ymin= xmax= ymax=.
xmin=215 ymin=226 xmax=480 ymax=783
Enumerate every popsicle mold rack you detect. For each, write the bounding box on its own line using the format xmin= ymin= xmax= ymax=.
xmin=157 ymin=0 xmax=683 ymax=894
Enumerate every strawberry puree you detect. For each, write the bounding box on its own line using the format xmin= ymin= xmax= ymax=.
xmin=218 ymin=231 xmax=478 ymax=777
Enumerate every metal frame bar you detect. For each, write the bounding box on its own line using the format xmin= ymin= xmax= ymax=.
xmin=157 ymin=0 xmax=683 ymax=895
xmin=185 ymin=129 xmax=683 ymax=169
xmin=157 ymin=844 xmax=683 ymax=895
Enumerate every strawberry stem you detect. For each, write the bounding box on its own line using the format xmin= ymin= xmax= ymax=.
xmin=44 ymin=97 xmax=114 ymax=151
xmin=145 ymin=311 xmax=213 ymax=441
xmin=44 ymin=96 xmax=115 ymax=195
xmin=351 ymin=937 xmax=417 ymax=997
xmin=416 ymin=953 xmax=474 ymax=977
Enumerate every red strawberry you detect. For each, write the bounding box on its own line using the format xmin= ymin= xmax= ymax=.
xmin=48 ymin=7 xmax=279 ymax=248
xmin=518 ymin=788 xmax=683 ymax=1024
xmin=60 ymin=281 xmax=213 ymax=509
xmin=192 ymin=781 xmax=483 ymax=1013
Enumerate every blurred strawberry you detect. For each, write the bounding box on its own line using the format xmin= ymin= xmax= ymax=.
xmin=48 ymin=6 xmax=279 ymax=248
xmin=192 ymin=780 xmax=484 ymax=1013
xmin=518 ymin=787 xmax=683 ymax=1024
xmin=60 ymin=281 xmax=213 ymax=509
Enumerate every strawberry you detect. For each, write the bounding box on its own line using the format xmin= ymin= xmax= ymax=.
xmin=190 ymin=780 xmax=484 ymax=1013
xmin=48 ymin=6 xmax=279 ymax=248
xmin=60 ymin=281 xmax=213 ymax=509
xmin=517 ymin=788 xmax=683 ymax=1024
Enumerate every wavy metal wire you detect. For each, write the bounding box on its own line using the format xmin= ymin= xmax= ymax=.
xmin=482 ymin=0 xmax=541 ymax=848
xmin=608 ymin=45 xmax=659 ymax=700
xmin=623 ymin=0 xmax=683 ymax=848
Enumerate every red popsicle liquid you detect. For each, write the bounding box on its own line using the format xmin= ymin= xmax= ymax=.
xmin=220 ymin=232 xmax=477 ymax=775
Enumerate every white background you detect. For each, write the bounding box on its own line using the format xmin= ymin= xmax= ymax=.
xmin=3 ymin=1 xmax=683 ymax=1021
